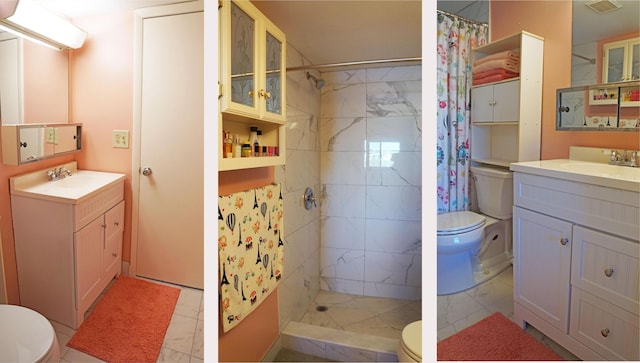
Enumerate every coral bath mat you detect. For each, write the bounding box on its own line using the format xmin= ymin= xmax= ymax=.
xmin=437 ymin=312 xmax=564 ymax=361
xmin=67 ymin=275 xmax=180 ymax=363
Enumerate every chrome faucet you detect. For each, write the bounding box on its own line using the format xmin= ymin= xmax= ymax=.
xmin=608 ymin=149 xmax=638 ymax=167
xmin=47 ymin=166 xmax=72 ymax=181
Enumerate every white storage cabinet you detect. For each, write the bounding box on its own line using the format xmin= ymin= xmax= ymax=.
xmin=471 ymin=31 xmax=544 ymax=167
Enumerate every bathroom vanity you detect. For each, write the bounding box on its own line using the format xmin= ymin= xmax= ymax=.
xmin=10 ymin=162 xmax=125 ymax=329
xmin=511 ymin=156 xmax=639 ymax=360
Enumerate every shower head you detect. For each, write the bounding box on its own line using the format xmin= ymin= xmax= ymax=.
xmin=305 ymin=71 xmax=325 ymax=90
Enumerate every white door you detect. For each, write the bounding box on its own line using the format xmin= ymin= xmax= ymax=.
xmin=133 ymin=2 xmax=204 ymax=289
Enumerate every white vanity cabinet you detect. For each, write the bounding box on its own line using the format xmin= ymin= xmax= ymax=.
xmin=470 ymin=31 xmax=543 ymax=167
xmin=511 ymin=160 xmax=639 ymax=360
xmin=11 ymin=165 xmax=125 ymax=329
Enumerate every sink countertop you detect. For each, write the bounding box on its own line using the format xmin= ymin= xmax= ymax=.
xmin=510 ymin=159 xmax=640 ymax=193
xmin=10 ymin=162 xmax=126 ymax=204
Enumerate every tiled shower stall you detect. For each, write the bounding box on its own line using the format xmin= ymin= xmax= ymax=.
xmin=276 ymin=44 xmax=422 ymax=330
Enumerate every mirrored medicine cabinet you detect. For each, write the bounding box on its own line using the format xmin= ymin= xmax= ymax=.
xmin=1 ymin=123 xmax=82 ymax=165
xmin=556 ymin=81 xmax=639 ymax=131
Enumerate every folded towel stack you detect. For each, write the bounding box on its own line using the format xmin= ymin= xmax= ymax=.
xmin=472 ymin=50 xmax=520 ymax=86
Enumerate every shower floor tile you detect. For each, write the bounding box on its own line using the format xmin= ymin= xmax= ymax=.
xmin=300 ymin=291 xmax=421 ymax=340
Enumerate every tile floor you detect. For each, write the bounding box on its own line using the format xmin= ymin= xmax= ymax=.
xmin=50 ymin=278 xmax=204 ymax=363
xmin=438 ymin=266 xmax=579 ymax=360
xmin=298 ymin=290 xmax=422 ymax=340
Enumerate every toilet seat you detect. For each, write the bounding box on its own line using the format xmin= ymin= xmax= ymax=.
xmin=0 ymin=305 xmax=60 ymax=363
xmin=437 ymin=211 xmax=485 ymax=236
xmin=399 ymin=320 xmax=422 ymax=361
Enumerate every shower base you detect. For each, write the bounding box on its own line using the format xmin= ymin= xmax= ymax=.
xmin=281 ymin=291 xmax=421 ymax=362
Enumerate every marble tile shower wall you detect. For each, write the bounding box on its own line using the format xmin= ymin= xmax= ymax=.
xmin=275 ymin=45 xmax=322 ymax=330
xmin=319 ymin=66 xmax=422 ymax=300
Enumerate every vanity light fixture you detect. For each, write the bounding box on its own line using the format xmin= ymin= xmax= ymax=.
xmin=0 ymin=0 xmax=87 ymax=50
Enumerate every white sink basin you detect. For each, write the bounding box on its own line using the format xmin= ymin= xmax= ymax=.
xmin=10 ymin=162 xmax=126 ymax=203
xmin=510 ymin=159 xmax=640 ymax=192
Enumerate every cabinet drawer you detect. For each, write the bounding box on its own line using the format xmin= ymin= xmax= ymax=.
xmin=75 ymin=181 xmax=124 ymax=230
xmin=570 ymin=287 xmax=639 ymax=360
xmin=513 ymin=172 xmax=640 ymax=241
xmin=572 ymin=226 xmax=639 ymax=314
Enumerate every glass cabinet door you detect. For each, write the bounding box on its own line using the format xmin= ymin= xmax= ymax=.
xmin=631 ymin=41 xmax=639 ymax=81
xmin=264 ymin=30 xmax=282 ymax=117
xmin=230 ymin=2 xmax=255 ymax=108
xmin=604 ymin=43 xmax=625 ymax=83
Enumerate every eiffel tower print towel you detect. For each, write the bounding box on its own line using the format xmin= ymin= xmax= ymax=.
xmin=218 ymin=183 xmax=284 ymax=332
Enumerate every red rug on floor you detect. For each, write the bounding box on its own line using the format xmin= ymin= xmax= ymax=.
xmin=437 ymin=312 xmax=564 ymax=361
xmin=67 ymin=275 xmax=180 ymax=363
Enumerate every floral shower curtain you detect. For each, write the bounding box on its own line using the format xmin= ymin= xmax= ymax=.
xmin=436 ymin=12 xmax=488 ymax=213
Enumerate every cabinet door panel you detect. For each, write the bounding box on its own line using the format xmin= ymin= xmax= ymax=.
xmin=492 ymin=80 xmax=520 ymax=121
xmin=230 ymin=1 xmax=256 ymax=108
xmin=75 ymin=216 xmax=104 ymax=309
xmin=264 ymin=30 xmax=282 ymax=117
xmin=514 ymin=206 xmax=572 ymax=333
xmin=471 ymin=85 xmax=494 ymax=122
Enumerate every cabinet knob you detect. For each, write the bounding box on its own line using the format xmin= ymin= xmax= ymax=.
xmin=114 ymin=221 xmax=119 ymax=227
xmin=259 ymin=89 xmax=271 ymax=99
xmin=560 ymin=237 xmax=569 ymax=246
xmin=601 ymin=328 xmax=610 ymax=337
xmin=248 ymin=90 xmax=254 ymax=98
xmin=112 ymin=253 xmax=118 ymax=258
xmin=604 ymin=268 xmax=614 ymax=277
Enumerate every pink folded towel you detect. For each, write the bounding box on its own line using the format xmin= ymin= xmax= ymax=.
xmin=472 ymin=59 xmax=520 ymax=74
xmin=474 ymin=50 xmax=520 ymax=66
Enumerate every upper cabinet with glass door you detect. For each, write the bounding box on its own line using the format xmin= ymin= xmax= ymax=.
xmin=219 ymin=0 xmax=286 ymax=124
xmin=603 ymin=37 xmax=639 ymax=83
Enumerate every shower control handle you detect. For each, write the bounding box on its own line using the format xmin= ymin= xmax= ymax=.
xmin=303 ymin=187 xmax=317 ymax=210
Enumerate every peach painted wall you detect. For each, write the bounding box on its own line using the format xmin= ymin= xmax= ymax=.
xmin=218 ymin=167 xmax=280 ymax=362
xmin=491 ymin=1 xmax=640 ymax=160
xmin=70 ymin=11 xmax=134 ymax=261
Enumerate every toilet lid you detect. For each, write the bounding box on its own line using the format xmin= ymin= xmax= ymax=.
xmin=401 ymin=320 xmax=422 ymax=360
xmin=437 ymin=211 xmax=485 ymax=236
xmin=0 ymin=305 xmax=55 ymax=363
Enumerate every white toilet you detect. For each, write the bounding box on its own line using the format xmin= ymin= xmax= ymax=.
xmin=437 ymin=164 xmax=513 ymax=295
xmin=397 ymin=320 xmax=421 ymax=362
xmin=0 ymin=305 xmax=60 ymax=362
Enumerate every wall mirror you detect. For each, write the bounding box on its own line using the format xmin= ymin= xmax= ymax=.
xmin=557 ymin=80 xmax=639 ymax=130
xmin=0 ymin=32 xmax=69 ymax=125
xmin=1 ymin=123 xmax=81 ymax=165
xmin=560 ymin=0 xmax=640 ymax=131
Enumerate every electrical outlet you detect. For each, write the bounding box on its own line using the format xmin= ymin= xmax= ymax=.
xmin=112 ymin=130 xmax=129 ymax=148
xmin=46 ymin=128 xmax=57 ymax=144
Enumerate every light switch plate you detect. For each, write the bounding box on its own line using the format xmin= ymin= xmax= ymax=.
xmin=112 ymin=130 xmax=129 ymax=148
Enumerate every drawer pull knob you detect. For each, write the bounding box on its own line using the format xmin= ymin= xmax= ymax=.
xmin=112 ymin=253 xmax=118 ymax=257
xmin=604 ymin=268 xmax=614 ymax=277
xmin=560 ymin=237 xmax=569 ymax=246
xmin=601 ymin=328 xmax=610 ymax=337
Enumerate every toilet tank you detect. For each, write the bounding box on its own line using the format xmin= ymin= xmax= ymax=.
xmin=470 ymin=165 xmax=513 ymax=219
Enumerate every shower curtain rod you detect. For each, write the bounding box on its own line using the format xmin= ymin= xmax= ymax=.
xmin=437 ymin=9 xmax=488 ymax=27
xmin=286 ymin=57 xmax=421 ymax=72
xmin=572 ymin=53 xmax=596 ymax=64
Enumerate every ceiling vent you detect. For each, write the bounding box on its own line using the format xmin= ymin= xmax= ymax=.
xmin=585 ymin=0 xmax=622 ymax=14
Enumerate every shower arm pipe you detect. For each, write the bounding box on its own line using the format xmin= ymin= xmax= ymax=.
xmin=286 ymin=57 xmax=422 ymax=72
xmin=572 ymin=53 xmax=596 ymax=64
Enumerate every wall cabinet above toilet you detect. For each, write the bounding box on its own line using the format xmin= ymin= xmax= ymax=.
xmin=470 ymin=31 xmax=544 ymax=167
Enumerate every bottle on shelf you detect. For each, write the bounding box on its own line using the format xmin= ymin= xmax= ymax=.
xmin=223 ymin=131 xmax=233 ymax=158
xmin=249 ymin=126 xmax=259 ymax=157
xmin=255 ymin=130 xmax=263 ymax=156
xmin=233 ymin=134 xmax=242 ymax=158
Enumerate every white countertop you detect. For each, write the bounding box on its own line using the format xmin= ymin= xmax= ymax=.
xmin=510 ymin=159 xmax=640 ymax=192
xmin=10 ymin=162 xmax=126 ymax=204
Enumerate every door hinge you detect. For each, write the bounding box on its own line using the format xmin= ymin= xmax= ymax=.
xmin=218 ymin=0 xmax=222 ymax=9
xmin=218 ymin=82 xmax=223 ymax=99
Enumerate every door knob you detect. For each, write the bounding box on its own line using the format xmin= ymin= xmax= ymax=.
xmin=560 ymin=237 xmax=569 ymax=246
xmin=142 ymin=167 xmax=152 ymax=176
